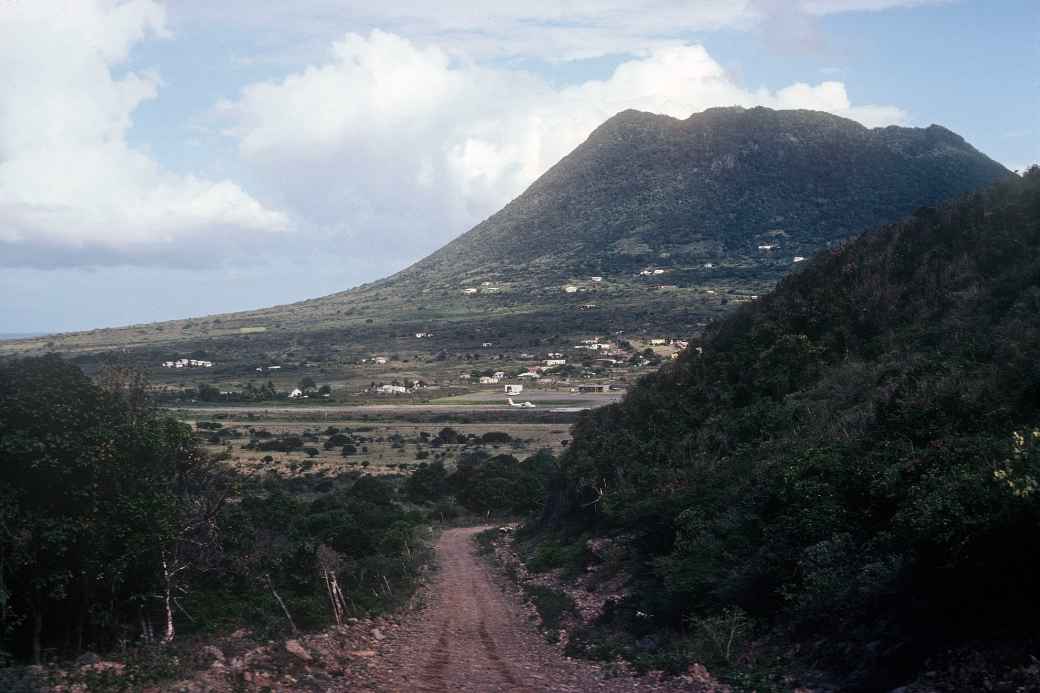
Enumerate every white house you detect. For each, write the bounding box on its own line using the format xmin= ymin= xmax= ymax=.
xmin=652 ymin=269 xmax=666 ymax=275
xmin=481 ymin=342 xmax=493 ymax=348
xmin=563 ymin=285 xmax=578 ymax=293
xmin=504 ymin=384 xmax=524 ymax=395
xmin=590 ymin=276 xmax=603 ymax=282
xmin=288 ymin=388 xmax=304 ymax=399
xmin=493 ymin=371 xmax=506 ymax=379
xmin=758 ymin=244 xmax=778 ymax=251
xmin=463 ymin=288 xmax=478 ymax=294
xmin=377 ymin=384 xmax=408 ymax=394
xmin=518 ymin=372 xmax=540 ymax=379
xmin=374 ymin=357 xmax=388 ymax=365
xmin=415 ymin=332 xmax=433 ymax=338
xmin=479 ymin=376 xmax=500 ymax=384
xmin=459 ymin=373 xmax=472 ymax=379
xmin=704 ymin=263 xmax=714 ymax=269
xmin=650 ymin=339 xmax=667 ymax=346
xmin=545 ymin=359 xmax=566 ymax=367
xmin=793 ymin=256 xmax=806 ymax=263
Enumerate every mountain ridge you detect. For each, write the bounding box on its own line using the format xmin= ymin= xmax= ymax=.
xmin=0 ymin=107 xmax=1012 ymax=361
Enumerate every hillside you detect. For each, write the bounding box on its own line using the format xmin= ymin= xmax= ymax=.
xmin=538 ymin=168 xmax=1040 ymax=688
xmin=1 ymin=107 xmax=1010 ymax=368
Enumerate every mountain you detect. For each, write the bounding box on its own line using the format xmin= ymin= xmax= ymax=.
xmin=540 ymin=168 xmax=1040 ymax=687
xmin=392 ymin=106 xmax=1009 ymax=286
xmin=0 ymin=107 xmax=1011 ymax=363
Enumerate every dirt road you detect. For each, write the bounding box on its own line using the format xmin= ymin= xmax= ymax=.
xmin=362 ymin=527 xmax=702 ymax=693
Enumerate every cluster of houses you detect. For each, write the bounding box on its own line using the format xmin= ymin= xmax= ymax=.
xmin=368 ymin=380 xmax=426 ymax=395
xmin=575 ymin=338 xmax=612 ymax=352
xmin=415 ymin=332 xmax=433 ymax=339
xmin=288 ymin=388 xmax=332 ymax=399
xmin=462 ymin=282 xmax=500 ymax=295
xmin=639 ymin=268 xmax=667 ymax=276
xmin=162 ymin=358 xmax=213 ymax=369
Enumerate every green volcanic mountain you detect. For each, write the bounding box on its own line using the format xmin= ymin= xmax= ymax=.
xmin=391 ymin=106 xmax=1009 ymax=286
xmin=542 ymin=168 xmax=1040 ymax=688
xmin=2 ymin=107 xmax=1011 ymax=361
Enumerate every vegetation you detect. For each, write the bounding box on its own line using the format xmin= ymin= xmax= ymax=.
xmin=0 ymin=356 xmax=428 ymax=667
xmin=541 ymin=169 xmax=1040 ymax=688
xmin=405 ymin=449 xmax=556 ymax=516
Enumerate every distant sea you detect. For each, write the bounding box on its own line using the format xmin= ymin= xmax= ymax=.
xmin=0 ymin=332 xmax=46 ymax=340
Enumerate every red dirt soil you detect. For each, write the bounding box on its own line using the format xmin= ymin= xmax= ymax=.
xmin=359 ymin=526 xmax=715 ymax=692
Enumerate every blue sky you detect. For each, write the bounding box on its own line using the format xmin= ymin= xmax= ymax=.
xmin=1 ymin=0 xmax=1036 ymax=333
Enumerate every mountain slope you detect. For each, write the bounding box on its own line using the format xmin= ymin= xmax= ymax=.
xmin=1 ymin=107 xmax=1011 ymax=361
xmin=543 ymin=168 xmax=1040 ymax=687
xmin=390 ymin=106 xmax=1009 ymax=287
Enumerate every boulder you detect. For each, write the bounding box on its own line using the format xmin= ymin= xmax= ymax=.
xmin=201 ymin=645 xmax=225 ymax=663
xmin=284 ymin=639 xmax=312 ymax=661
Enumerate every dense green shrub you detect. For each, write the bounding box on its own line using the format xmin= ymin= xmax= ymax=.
xmin=545 ymin=170 xmax=1040 ymax=685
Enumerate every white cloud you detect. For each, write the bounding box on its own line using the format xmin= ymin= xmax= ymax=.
xmin=798 ymin=0 xmax=950 ymax=14
xmin=218 ymin=31 xmax=907 ymax=258
xmin=174 ymin=0 xmax=945 ymax=63
xmin=0 ymin=1 xmax=288 ymax=268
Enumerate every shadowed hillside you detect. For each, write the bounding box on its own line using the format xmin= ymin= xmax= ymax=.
xmin=538 ymin=167 xmax=1040 ymax=689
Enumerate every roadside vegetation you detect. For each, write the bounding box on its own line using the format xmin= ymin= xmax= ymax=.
xmin=0 ymin=356 xmax=429 ymax=683
xmin=532 ymin=169 xmax=1040 ymax=689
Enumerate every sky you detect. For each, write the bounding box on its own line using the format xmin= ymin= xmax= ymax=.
xmin=1 ymin=0 xmax=1037 ymax=334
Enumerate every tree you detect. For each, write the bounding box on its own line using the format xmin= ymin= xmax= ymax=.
xmin=0 ymin=356 xmax=219 ymax=659
xmin=299 ymin=377 xmax=317 ymax=392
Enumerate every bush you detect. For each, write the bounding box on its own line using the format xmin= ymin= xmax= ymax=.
xmin=526 ymin=585 xmax=575 ymax=634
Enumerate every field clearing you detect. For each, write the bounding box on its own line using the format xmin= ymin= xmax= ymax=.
xmin=183 ymin=412 xmax=574 ymax=479
xmin=430 ymin=389 xmax=624 ymax=406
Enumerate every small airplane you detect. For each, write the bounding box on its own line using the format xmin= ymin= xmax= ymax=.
xmin=507 ymin=397 xmax=536 ymax=408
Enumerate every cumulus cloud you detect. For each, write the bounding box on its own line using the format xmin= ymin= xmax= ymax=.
xmin=0 ymin=1 xmax=288 ymax=268
xmin=218 ymin=31 xmax=907 ymax=257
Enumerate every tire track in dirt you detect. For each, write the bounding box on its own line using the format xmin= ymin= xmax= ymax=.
xmin=366 ymin=526 xmax=708 ymax=693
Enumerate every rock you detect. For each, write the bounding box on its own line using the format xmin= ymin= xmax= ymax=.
xmin=80 ymin=661 xmax=126 ymax=675
xmin=371 ymin=627 xmax=386 ymax=641
xmin=75 ymin=652 xmax=101 ymax=666
xmin=285 ymin=639 xmax=312 ymax=661
xmin=351 ymin=650 xmax=377 ymax=657
xmin=201 ymin=645 xmax=225 ymax=663
xmin=229 ymin=627 xmax=252 ymax=639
